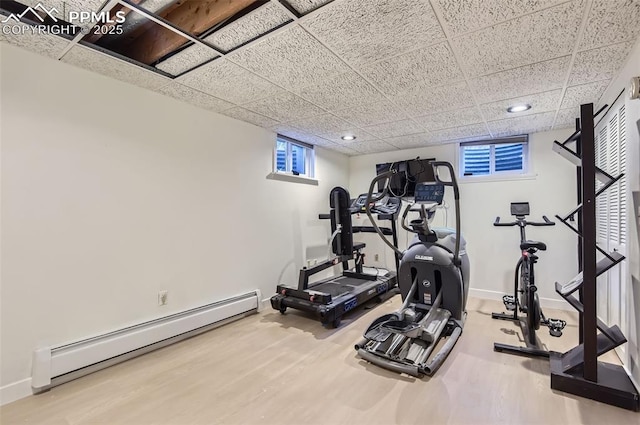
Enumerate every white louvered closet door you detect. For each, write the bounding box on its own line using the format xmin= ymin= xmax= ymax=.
xmin=617 ymin=105 xmax=628 ymax=360
xmin=595 ymin=103 xmax=628 ymax=359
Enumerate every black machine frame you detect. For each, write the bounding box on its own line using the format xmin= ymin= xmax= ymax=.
xmin=491 ymin=203 xmax=565 ymax=358
xmin=355 ymin=161 xmax=468 ymax=377
xmin=271 ymin=187 xmax=401 ymax=328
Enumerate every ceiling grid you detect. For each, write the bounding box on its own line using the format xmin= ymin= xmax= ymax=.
xmin=2 ymin=0 xmax=639 ymax=156
xmin=551 ymin=0 xmax=594 ymax=129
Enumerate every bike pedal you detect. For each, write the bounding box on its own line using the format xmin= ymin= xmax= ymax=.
xmin=546 ymin=318 xmax=566 ymax=337
xmin=502 ymin=295 xmax=516 ymax=311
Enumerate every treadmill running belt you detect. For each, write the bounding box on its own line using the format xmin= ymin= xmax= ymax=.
xmin=310 ymin=282 xmax=351 ymax=297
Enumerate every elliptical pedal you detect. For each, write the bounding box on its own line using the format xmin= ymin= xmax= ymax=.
xmin=546 ymin=318 xmax=566 ymax=337
xmin=502 ymin=295 xmax=516 ymax=311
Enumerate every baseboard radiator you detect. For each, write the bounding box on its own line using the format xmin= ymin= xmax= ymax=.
xmin=31 ymin=290 xmax=262 ymax=392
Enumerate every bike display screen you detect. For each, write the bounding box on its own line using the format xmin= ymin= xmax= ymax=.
xmin=510 ymin=202 xmax=530 ymax=216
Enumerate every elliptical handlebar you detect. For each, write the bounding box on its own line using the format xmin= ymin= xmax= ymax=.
xmin=430 ymin=161 xmax=461 ymax=266
xmin=364 ymin=161 xmax=463 ymax=264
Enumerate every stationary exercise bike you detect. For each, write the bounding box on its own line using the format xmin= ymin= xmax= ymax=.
xmin=492 ymin=202 xmax=566 ymax=358
xmin=355 ymin=161 xmax=469 ymax=377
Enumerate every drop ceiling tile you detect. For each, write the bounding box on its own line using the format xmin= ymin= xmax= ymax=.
xmin=431 ymin=123 xmax=491 ymax=143
xmin=137 ymin=0 xmax=175 ymax=12
xmin=0 ymin=18 xmax=69 ymax=58
xmin=287 ymin=0 xmax=334 ymax=15
xmin=329 ymin=144 xmax=360 ymax=156
xmin=155 ymin=43 xmax=218 ymax=76
xmin=243 ymin=92 xmax=326 ymax=122
xmin=434 ymin=0 xmax=565 ymax=35
xmin=362 ymin=42 xmax=463 ymax=96
xmin=452 ymin=0 xmax=583 ymax=77
xmin=568 ymin=41 xmax=634 ymax=86
xmin=303 ymin=0 xmax=445 ymax=67
xmin=60 ymin=45 xmax=169 ymax=90
xmin=471 ymin=56 xmax=571 ymax=103
xmin=177 ymin=59 xmax=284 ymax=104
xmin=317 ymin=129 xmax=377 ymax=144
xmin=284 ymin=113 xmax=353 ymax=135
xmin=391 ymin=81 xmax=476 ymax=117
xmin=297 ymin=71 xmax=386 ymax=111
xmin=227 ymin=24 xmax=350 ymax=92
xmin=554 ymin=108 xmax=579 ymax=129
xmin=362 ymin=119 xmax=425 ymax=139
xmin=347 ymin=140 xmax=397 ymax=154
xmin=333 ymin=101 xmax=409 ymax=127
xmin=157 ymin=83 xmax=235 ymax=113
xmin=414 ymin=107 xmax=484 ymax=131
xmin=480 ymin=89 xmax=562 ymax=122
xmin=488 ymin=111 xmax=556 ymax=137
xmin=579 ymin=0 xmax=640 ymax=51
xmin=17 ymin=0 xmax=105 ymax=31
xmin=221 ymin=107 xmax=279 ymax=128
xmin=560 ymin=80 xmax=610 ymax=110
xmin=384 ymin=132 xmax=434 ymax=149
xmin=19 ymin=0 xmax=104 ymax=18
xmin=272 ymin=126 xmax=336 ymax=147
xmin=203 ymin=3 xmax=292 ymax=52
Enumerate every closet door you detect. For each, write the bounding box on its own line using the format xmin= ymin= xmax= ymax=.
xmin=595 ymin=103 xmax=627 ymax=359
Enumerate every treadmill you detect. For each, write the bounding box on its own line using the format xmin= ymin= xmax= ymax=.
xmin=270 ymin=186 xmax=401 ymax=327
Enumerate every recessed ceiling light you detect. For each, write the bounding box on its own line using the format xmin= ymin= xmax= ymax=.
xmin=341 ymin=135 xmax=356 ymax=141
xmin=507 ymin=104 xmax=531 ymax=113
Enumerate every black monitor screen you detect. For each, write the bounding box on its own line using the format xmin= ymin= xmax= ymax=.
xmin=375 ymin=158 xmax=435 ymax=197
xmin=406 ymin=158 xmax=436 ymax=195
xmin=376 ymin=162 xmax=407 ymax=195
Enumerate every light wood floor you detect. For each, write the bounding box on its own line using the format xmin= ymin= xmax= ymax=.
xmin=2 ymin=295 xmax=638 ymax=425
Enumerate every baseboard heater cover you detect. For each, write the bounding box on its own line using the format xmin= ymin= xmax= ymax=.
xmin=31 ymin=290 xmax=262 ymax=391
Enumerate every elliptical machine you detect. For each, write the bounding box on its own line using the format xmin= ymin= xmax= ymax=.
xmin=355 ymin=161 xmax=469 ymax=377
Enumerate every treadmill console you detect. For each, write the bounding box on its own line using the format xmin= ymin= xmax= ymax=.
xmin=351 ymin=193 xmax=401 ymax=216
xmin=414 ymin=183 xmax=445 ymax=204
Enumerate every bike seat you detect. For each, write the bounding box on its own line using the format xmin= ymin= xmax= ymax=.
xmin=520 ymin=240 xmax=546 ymax=251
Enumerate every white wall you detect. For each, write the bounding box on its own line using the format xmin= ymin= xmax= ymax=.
xmin=0 ymin=44 xmax=349 ymax=395
xmin=598 ymin=36 xmax=640 ymax=389
xmin=349 ymin=128 xmax=578 ymax=306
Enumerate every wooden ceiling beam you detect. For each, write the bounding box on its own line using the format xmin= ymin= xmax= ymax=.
xmin=120 ymin=0 xmax=257 ymax=65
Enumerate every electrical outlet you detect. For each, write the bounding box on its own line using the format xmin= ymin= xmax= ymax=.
xmin=158 ymin=290 xmax=168 ymax=306
xmin=374 ymin=254 xmax=379 ymax=262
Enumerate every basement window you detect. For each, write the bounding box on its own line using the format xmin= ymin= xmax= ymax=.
xmin=274 ymin=135 xmax=315 ymax=179
xmin=459 ymin=136 xmax=529 ymax=179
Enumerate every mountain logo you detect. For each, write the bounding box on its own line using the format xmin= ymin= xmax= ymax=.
xmin=1 ymin=3 xmax=60 ymax=24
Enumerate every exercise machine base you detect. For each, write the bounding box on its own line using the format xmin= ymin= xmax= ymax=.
xmin=549 ymin=353 xmax=640 ymax=411
xmin=271 ymin=274 xmax=396 ymax=328
xmin=494 ymin=342 xmax=550 ymax=359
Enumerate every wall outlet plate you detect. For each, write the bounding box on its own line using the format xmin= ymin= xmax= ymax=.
xmin=158 ymin=290 xmax=168 ymax=306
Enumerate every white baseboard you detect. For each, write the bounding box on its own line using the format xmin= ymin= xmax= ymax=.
xmin=469 ymin=288 xmax=574 ymax=312
xmin=1 ymin=378 xmax=32 ymax=406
